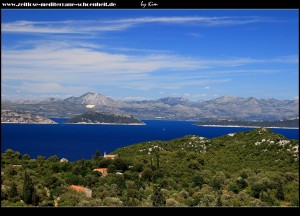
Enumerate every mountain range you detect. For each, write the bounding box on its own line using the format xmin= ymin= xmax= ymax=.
xmin=1 ymin=92 xmax=298 ymax=121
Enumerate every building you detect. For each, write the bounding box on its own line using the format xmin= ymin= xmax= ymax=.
xmin=60 ymin=158 xmax=68 ymax=163
xmin=69 ymin=185 xmax=92 ymax=198
xmin=93 ymin=168 xmax=108 ymax=176
xmin=103 ymin=152 xmax=118 ymax=160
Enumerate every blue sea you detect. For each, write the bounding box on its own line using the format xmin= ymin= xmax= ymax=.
xmin=1 ymin=119 xmax=299 ymax=161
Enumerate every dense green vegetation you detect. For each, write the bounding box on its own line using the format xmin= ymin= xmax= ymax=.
xmin=197 ymin=118 xmax=299 ymax=128
xmin=1 ymin=128 xmax=298 ymax=207
xmin=66 ymin=111 xmax=144 ymax=124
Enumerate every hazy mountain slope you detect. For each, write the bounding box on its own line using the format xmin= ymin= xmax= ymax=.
xmin=1 ymin=110 xmax=57 ymax=124
xmin=1 ymin=92 xmax=298 ymax=120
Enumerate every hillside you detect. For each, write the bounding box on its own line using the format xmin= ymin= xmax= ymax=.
xmin=113 ymin=128 xmax=298 ymax=173
xmin=1 ymin=110 xmax=57 ymax=124
xmin=65 ymin=111 xmax=144 ymax=125
xmin=1 ymin=128 xmax=298 ymax=207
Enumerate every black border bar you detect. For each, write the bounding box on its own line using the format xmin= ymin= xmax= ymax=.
xmin=1 ymin=0 xmax=299 ymax=9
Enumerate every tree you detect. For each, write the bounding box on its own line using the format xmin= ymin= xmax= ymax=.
xmin=37 ymin=155 xmax=46 ymax=161
xmin=131 ymin=163 xmax=144 ymax=172
xmin=8 ymin=182 xmax=19 ymax=202
xmin=251 ymin=183 xmax=267 ymax=199
xmin=112 ymin=158 xmax=128 ymax=171
xmin=141 ymin=167 xmax=153 ymax=182
xmin=93 ymin=150 xmax=101 ymax=160
xmin=23 ymin=171 xmax=36 ymax=205
xmin=193 ymin=175 xmax=205 ymax=188
xmin=22 ymin=154 xmax=31 ymax=160
xmin=2 ymin=149 xmax=21 ymax=162
xmin=229 ymin=183 xmax=240 ymax=194
xmin=216 ymin=191 xmax=223 ymax=207
xmin=113 ymin=175 xmax=126 ymax=192
xmin=102 ymin=197 xmax=123 ymax=206
xmin=152 ymin=170 xmax=164 ymax=183
xmin=275 ymin=182 xmax=284 ymax=201
xmin=47 ymin=155 xmax=59 ymax=162
xmin=107 ymin=164 xmax=116 ymax=173
xmin=236 ymin=177 xmax=248 ymax=190
xmin=155 ymin=152 xmax=160 ymax=170
xmin=152 ymin=185 xmax=166 ymax=207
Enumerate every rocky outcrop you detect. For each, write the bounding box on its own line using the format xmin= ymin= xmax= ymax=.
xmin=1 ymin=110 xmax=57 ymax=124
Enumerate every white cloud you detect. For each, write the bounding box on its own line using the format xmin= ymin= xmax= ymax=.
xmin=2 ymin=40 xmax=297 ymax=93
xmin=186 ymin=32 xmax=204 ymax=38
xmin=271 ymin=55 xmax=299 ymax=64
xmin=7 ymin=82 xmax=89 ymax=95
xmin=204 ymin=86 xmax=210 ymax=90
xmin=2 ymin=16 xmax=275 ymax=35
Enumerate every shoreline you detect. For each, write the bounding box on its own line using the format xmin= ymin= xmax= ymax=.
xmin=2 ymin=122 xmax=146 ymax=125
xmin=197 ymin=124 xmax=299 ymax=130
xmin=1 ymin=122 xmax=57 ymax=124
xmin=64 ymin=122 xmax=146 ymax=125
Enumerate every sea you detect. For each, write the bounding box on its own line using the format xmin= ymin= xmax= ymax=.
xmin=1 ymin=119 xmax=299 ymax=162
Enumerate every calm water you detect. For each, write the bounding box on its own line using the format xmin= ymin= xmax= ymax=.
xmin=1 ymin=120 xmax=299 ymax=161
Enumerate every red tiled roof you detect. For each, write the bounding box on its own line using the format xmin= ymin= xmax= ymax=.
xmin=69 ymin=185 xmax=92 ymax=198
xmin=69 ymin=185 xmax=88 ymax=192
xmin=93 ymin=168 xmax=108 ymax=174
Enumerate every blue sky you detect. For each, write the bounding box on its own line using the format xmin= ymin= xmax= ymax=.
xmin=2 ymin=9 xmax=299 ymax=101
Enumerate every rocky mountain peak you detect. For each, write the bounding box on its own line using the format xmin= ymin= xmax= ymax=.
xmin=214 ymin=96 xmax=240 ymax=103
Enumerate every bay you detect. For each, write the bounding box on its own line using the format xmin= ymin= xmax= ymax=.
xmin=1 ymin=120 xmax=298 ymax=161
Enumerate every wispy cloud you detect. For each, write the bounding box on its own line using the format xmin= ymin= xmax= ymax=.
xmin=2 ymin=16 xmax=275 ymax=35
xmin=2 ymin=40 xmax=297 ymax=95
xmin=186 ymin=32 xmax=204 ymax=38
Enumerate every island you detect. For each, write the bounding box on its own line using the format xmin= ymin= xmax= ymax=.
xmin=196 ymin=118 xmax=299 ymax=129
xmin=1 ymin=110 xmax=57 ymax=124
xmin=65 ymin=111 xmax=145 ymax=125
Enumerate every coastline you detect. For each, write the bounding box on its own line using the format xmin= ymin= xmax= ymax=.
xmin=64 ymin=122 xmax=146 ymax=125
xmin=197 ymin=124 xmax=299 ymax=130
xmin=1 ymin=122 xmax=57 ymax=124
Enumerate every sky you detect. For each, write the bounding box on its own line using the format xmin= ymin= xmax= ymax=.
xmin=1 ymin=9 xmax=299 ymax=101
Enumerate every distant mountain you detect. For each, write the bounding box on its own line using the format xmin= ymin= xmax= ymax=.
xmin=1 ymin=92 xmax=298 ymax=121
xmin=199 ymin=96 xmax=299 ymax=120
xmin=62 ymin=92 xmax=124 ymax=107
xmin=1 ymin=110 xmax=57 ymax=124
xmin=66 ymin=111 xmax=144 ymax=125
xmin=157 ymin=97 xmax=202 ymax=107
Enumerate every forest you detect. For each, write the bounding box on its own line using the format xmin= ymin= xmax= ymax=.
xmin=1 ymin=128 xmax=298 ymax=207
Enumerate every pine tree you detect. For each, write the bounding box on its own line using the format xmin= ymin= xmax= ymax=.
xmin=156 ymin=152 xmax=160 ymax=170
xmin=93 ymin=150 xmax=101 ymax=159
xmin=217 ymin=191 xmax=223 ymax=206
xmin=23 ymin=171 xmax=35 ymax=205
xmin=275 ymin=182 xmax=285 ymax=201
xmin=8 ymin=182 xmax=18 ymax=202
xmin=152 ymin=185 xmax=166 ymax=207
